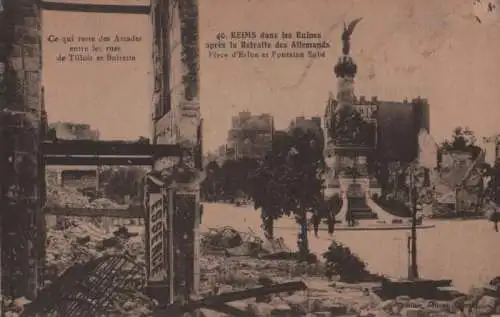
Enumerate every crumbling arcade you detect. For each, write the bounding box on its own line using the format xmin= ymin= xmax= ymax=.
xmin=0 ymin=0 xmax=203 ymax=307
xmin=1 ymin=1 xmax=308 ymax=315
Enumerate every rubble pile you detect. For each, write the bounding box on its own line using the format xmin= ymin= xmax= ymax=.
xmin=46 ymin=185 xmax=128 ymax=209
xmin=201 ymin=226 xmax=270 ymax=258
xmin=46 ymin=185 xmax=90 ymax=208
xmin=45 ymin=180 xmax=130 ymax=227
xmin=201 ymin=226 xmax=247 ymax=252
xmin=39 ymin=222 xmax=150 ymax=317
xmin=201 ymin=226 xmax=292 ymax=258
xmin=1 ymin=297 xmax=32 ymax=317
xmin=200 ymin=255 xmax=326 ymax=293
xmin=199 ymin=226 xmax=326 ymax=296
xmin=89 ymin=197 xmax=128 ymax=209
xmin=45 ymin=221 xmax=144 ymax=278
xmin=459 ymin=277 xmax=500 ymax=315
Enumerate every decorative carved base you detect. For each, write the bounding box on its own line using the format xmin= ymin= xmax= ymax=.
xmin=334 ymin=55 xmax=357 ymax=78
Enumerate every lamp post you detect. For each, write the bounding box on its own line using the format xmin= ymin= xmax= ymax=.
xmin=407 ymin=161 xmax=419 ymax=281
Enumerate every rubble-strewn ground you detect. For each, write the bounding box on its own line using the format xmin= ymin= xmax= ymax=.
xmin=45 ymin=220 xmax=145 ymax=278
xmin=5 ymin=217 xmax=496 ymax=317
xmin=5 ymin=182 xmax=499 ymax=317
xmin=196 ymin=228 xmax=500 ymax=317
xmin=203 ymin=203 xmax=500 ymax=293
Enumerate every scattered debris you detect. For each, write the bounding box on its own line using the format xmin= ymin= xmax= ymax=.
xmin=201 ymin=226 xmax=292 ymax=259
xmin=113 ymin=226 xmax=139 ymax=239
xmin=20 ymin=180 xmax=499 ymax=317
xmin=22 ymin=255 xmax=148 ymax=317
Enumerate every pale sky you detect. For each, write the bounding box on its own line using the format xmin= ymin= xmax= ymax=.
xmin=42 ymin=0 xmax=500 ymax=151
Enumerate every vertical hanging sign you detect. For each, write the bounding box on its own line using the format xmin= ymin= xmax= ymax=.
xmin=147 ymin=188 xmax=167 ymax=282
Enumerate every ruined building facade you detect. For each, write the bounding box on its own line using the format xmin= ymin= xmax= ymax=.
xmin=226 ymin=111 xmax=274 ymax=160
xmin=0 ymin=0 xmax=202 ymax=302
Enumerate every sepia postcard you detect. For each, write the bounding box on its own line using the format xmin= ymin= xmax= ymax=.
xmin=0 ymin=0 xmax=500 ymax=316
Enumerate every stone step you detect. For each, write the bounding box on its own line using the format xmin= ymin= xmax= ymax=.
xmin=350 ymin=211 xmax=378 ymax=219
xmin=347 ymin=196 xmax=378 ymax=219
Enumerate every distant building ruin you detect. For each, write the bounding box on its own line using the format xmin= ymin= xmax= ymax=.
xmin=226 ymin=111 xmax=274 ymax=160
xmin=288 ymin=116 xmax=323 ymax=140
xmin=49 ymin=121 xmax=100 ymax=141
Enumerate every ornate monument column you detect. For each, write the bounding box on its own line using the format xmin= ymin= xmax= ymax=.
xmin=325 ymin=18 xmax=363 ymax=195
xmin=324 ymin=18 xmax=380 ymax=221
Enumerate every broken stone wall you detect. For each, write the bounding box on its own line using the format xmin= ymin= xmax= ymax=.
xmin=0 ymin=0 xmax=43 ymax=300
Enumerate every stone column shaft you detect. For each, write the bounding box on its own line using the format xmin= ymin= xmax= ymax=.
xmin=150 ymin=0 xmax=201 ymax=300
xmin=0 ymin=0 xmax=43 ymax=300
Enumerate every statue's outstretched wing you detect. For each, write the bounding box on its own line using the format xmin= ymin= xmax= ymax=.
xmin=346 ymin=17 xmax=363 ymax=36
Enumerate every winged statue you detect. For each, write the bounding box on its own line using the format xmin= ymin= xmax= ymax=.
xmin=341 ymin=18 xmax=363 ymax=55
